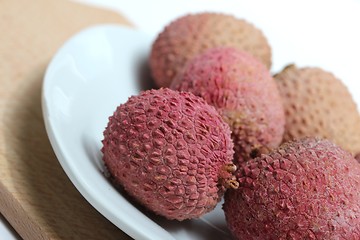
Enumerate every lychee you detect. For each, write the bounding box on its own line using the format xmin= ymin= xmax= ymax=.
xmin=150 ymin=12 xmax=272 ymax=88
xmin=102 ymin=88 xmax=235 ymax=221
xmin=171 ymin=47 xmax=285 ymax=163
xmin=274 ymin=64 xmax=360 ymax=155
xmin=223 ymin=138 xmax=360 ymax=240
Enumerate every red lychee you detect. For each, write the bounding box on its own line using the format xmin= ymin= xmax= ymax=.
xmin=102 ymin=88 xmax=235 ymax=221
xmin=171 ymin=47 xmax=285 ymax=163
xmin=223 ymin=138 xmax=360 ymax=239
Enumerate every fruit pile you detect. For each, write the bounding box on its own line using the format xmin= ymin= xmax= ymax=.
xmin=102 ymin=12 xmax=360 ymax=239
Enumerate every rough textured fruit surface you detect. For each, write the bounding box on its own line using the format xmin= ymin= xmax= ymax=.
xmin=223 ymin=138 xmax=360 ymax=240
xmin=171 ymin=47 xmax=285 ymax=163
xmin=150 ymin=12 xmax=272 ymax=88
xmin=275 ymin=65 xmax=360 ymax=155
xmin=102 ymin=88 xmax=234 ymax=221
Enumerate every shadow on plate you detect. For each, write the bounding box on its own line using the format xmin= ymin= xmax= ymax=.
xmin=135 ymin=55 xmax=157 ymax=91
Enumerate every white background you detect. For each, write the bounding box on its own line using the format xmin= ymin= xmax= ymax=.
xmin=1 ymin=0 xmax=360 ymax=238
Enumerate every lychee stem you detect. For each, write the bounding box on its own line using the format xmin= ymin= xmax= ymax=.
xmin=224 ymin=163 xmax=237 ymax=173
xmin=273 ymin=63 xmax=296 ymax=78
xmin=226 ymin=179 xmax=239 ymax=189
xmin=219 ymin=163 xmax=239 ymax=190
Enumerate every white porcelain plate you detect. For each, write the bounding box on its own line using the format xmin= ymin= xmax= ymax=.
xmin=42 ymin=25 xmax=231 ymax=240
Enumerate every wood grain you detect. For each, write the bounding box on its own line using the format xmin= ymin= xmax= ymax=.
xmin=0 ymin=0 xmax=133 ymax=239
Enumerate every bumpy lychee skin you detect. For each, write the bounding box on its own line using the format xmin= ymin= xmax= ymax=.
xmin=274 ymin=65 xmax=360 ymax=155
xmin=223 ymin=138 xmax=360 ymax=240
xmin=171 ymin=47 xmax=285 ymax=163
xmin=150 ymin=12 xmax=272 ymax=88
xmin=102 ymin=88 xmax=234 ymax=221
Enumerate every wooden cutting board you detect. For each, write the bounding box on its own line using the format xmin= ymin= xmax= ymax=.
xmin=0 ymin=0 xmax=134 ymax=239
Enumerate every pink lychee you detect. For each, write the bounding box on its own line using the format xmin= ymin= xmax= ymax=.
xmin=223 ymin=138 xmax=360 ymax=239
xmin=102 ymin=88 xmax=235 ymax=221
xmin=171 ymin=47 xmax=285 ymax=163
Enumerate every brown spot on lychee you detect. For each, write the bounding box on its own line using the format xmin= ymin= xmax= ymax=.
xmin=355 ymin=153 xmax=360 ymax=163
